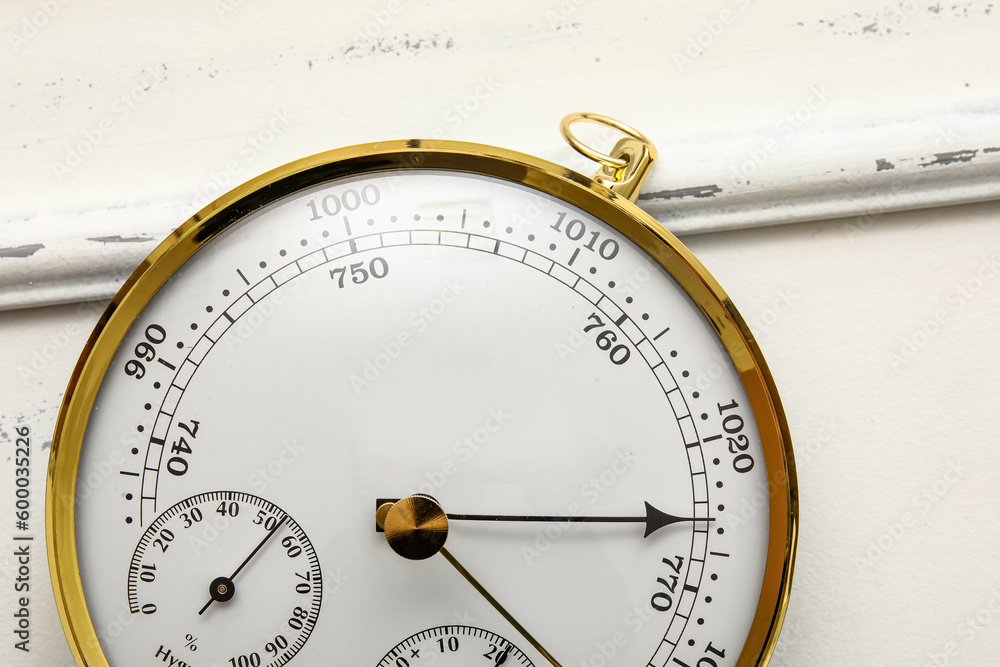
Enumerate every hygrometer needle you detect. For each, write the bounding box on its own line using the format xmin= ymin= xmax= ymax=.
xmin=198 ymin=514 xmax=287 ymax=615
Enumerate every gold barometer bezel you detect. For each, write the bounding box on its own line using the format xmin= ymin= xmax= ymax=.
xmin=46 ymin=139 xmax=797 ymax=667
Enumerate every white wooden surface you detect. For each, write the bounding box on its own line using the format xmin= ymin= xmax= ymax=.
xmin=2 ymin=0 xmax=999 ymax=310
xmin=2 ymin=1 xmax=1000 ymax=665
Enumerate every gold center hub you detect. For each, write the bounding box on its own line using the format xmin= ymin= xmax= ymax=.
xmin=382 ymin=494 xmax=449 ymax=560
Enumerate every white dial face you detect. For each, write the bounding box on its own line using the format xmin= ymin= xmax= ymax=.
xmin=377 ymin=625 xmax=533 ymax=666
xmin=71 ymin=168 xmax=776 ymax=667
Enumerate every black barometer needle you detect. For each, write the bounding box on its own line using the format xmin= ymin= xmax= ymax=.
xmin=376 ymin=499 xmax=712 ymax=538
xmin=198 ymin=514 xmax=287 ymax=615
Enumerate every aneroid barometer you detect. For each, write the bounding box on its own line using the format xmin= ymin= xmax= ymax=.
xmin=47 ymin=113 xmax=796 ymax=667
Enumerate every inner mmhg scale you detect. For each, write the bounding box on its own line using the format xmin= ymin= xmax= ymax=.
xmin=47 ymin=114 xmax=796 ymax=667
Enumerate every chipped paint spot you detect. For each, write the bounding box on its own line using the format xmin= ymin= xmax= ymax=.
xmin=809 ymin=2 xmax=994 ymax=37
xmin=86 ymin=235 xmax=152 ymax=244
xmin=638 ymin=185 xmax=723 ymax=201
xmin=920 ymin=149 xmax=978 ymax=167
xmin=876 ymin=158 xmax=896 ymax=171
xmin=342 ymin=33 xmax=456 ymax=61
xmin=0 ymin=243 xmax=45 ymax=258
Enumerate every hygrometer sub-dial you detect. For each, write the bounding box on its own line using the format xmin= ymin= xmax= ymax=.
xmin=127 ymin=491 xmax=322 ymax=667
xmin=378 ymin=625 xmax=534 ymax=666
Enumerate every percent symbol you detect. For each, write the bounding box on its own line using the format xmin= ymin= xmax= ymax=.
xmin=184 ymin=634 xmax=198 ymax=651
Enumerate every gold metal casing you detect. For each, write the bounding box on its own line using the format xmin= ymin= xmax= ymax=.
xmin=46 ymin=138 xmax=797 ymax=667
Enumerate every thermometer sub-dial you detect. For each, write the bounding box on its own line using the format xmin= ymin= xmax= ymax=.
xmin=378 ymin=626 xmax=534 ymax=666
xmin=127 ymin=491 xmax=322 ymax=666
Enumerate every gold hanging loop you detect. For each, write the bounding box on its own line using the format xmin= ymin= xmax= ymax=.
xmin=560 ymin=112 xmax=658 ymax=203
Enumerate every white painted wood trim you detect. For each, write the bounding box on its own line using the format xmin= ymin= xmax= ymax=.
xmin=3 ymin=100 xmax=999 ymax=311
xmin=640 ymin=100 xmax=1000 ymax=234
